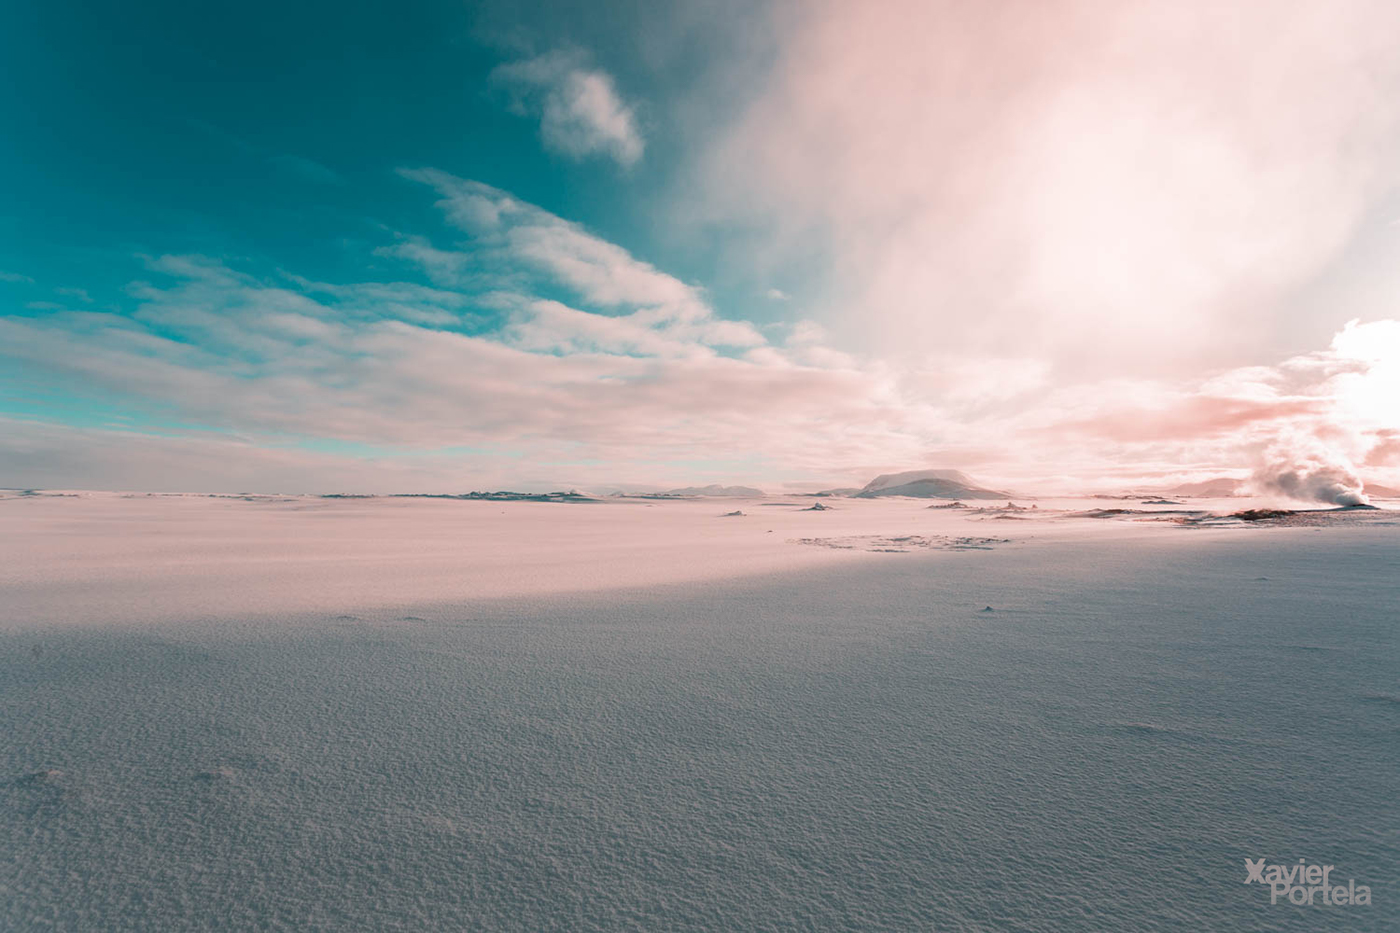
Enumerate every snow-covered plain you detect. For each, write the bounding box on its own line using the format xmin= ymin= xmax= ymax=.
xmin=2 ymin=492 xmax=1397 ymax=930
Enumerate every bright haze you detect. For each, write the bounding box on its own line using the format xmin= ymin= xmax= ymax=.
xmin=2 ymin=0 xmax=1398 ymax=496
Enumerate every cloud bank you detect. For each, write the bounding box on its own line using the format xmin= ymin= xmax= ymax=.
xmin=698 ymin=0 xmax=1400 ymax=375
xmin=1 ymin=166 xmax=1395 ymax=493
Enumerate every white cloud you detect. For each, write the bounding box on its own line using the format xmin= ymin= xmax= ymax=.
xmin=5 ymin=257 xmax=1396 ymax=492
xmin=4 ymin=164 xmax=1395 ymax=494
xmin=373 ymin=235 xmax=479 ymax=288
xmin=699 ymin=0 xmax=1400 ymax=377
xmin=491 ymin=49 xmax=644 ymax=166
xmin=395 ymin=168 xmax=765 ymax=349
xmin=0 ymin=268 xmax=910 ymax=480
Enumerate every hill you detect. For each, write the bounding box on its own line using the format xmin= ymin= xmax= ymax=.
xmin=1168 ymin=477 xmax=1247 ymax=497
xmin=854 ymin=469 xmax=1007 ymax=500
xmin=661 ymin=484 xmax=765 ymax=497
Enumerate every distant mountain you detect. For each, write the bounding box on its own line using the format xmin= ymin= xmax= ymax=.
xmin=1365 ymin=483 xmax=1400 ymax=498
xmin=1168 ymin=477 xmax=1247 ymax=497
xmin=387 ymin=491 xmax=598 ymax=503
xmin=809 ymin=488 xmax=862 ymax=498
xmin=661 ymin=484 xmax=765 ymax=497
xmin=854 ymin=469 xmax=1007 ymax=500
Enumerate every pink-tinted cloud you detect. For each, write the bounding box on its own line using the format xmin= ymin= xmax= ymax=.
xmin=1053 ymin=397 xmax=1327 ymax=444
xmin=4 ymin=168 xmax=1397 ymax=493
xmin=697 ymin=0 xmax=1400 ymax=375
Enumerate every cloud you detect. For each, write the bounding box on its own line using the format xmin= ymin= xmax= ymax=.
xmin=0 ymin=418 xmax=409 ymax=494
xmin=0 ymin=268 xmax=911 ymax=488
xmin=998 ymin=318 xmax=1400 ymax=490
xmin=394 ymin=168 xmax=765 ymax=349
xmin=373 ymin=236 xmax=482 ymax=289
xmin=697 ymin=0 xmax=1400 ymax=375
xmin=1 ymin=271 xmax=35 ymax=284
xmin=8 ymin=247 xmax=1392 ymax=492
xmin=491 ymin=49 xmax=644 ymax=166
xmin=1364 ymin=430 xmax=1400 ymax=468
xmin=1052 ymin=396 xmax=1326 ymax=444
xmin=0 ymin=167 xmax=917 ymax=490
xmin=3 ymin=161 xmax=1395 ymax=494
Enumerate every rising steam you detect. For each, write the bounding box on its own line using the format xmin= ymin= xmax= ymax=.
xmin=1251 ymin=440 xmax=1370 ymax=506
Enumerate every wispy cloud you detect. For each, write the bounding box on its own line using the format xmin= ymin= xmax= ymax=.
xmin=0 ymin=255 xmax=904 ymax=486
xmin=491 ymin=49 xmax=644 ymax=166
xmin=0 ymin=271 xmax=34 ymax=284
xmin=0 ymin=173 xmax=909 ymax=489
xmin=3 ymin=166 xmax=1395 ymax=493
xmin=394 ymin=167 xmax=764 ymax=351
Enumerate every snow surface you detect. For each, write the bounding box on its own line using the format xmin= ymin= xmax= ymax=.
xmin=2 ymin=492 xmax=1397 ymax=930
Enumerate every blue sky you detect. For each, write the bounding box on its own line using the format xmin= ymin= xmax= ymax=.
xmin=1 ymin=0 xmax=757 ymax=304
xmin=2 ymin=0 xmax=1398 ymax=494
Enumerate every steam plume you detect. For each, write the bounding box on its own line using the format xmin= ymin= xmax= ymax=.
xmin=1251 ymin=441 xmax=1370 ymax=506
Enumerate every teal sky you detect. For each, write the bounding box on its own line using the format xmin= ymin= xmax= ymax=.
xmin=1 ymin=0 xmax=770 ymax=308
xmin=3 ymin=1 xmax=1398 ymax=494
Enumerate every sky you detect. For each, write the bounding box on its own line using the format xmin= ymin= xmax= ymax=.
xmin=2 ymin=0 xmax=1399 ymax=495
